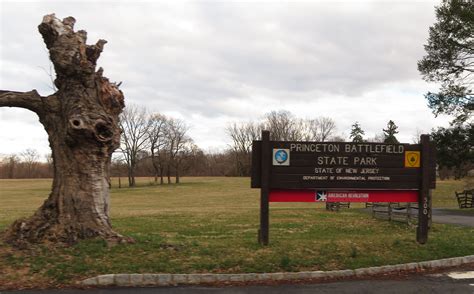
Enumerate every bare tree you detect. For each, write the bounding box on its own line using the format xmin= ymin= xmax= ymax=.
xmin=298 ymin=119 xmax=315 ymax=141
xmin=165 ymin=118 xmax=190 ymax=184
xmin=174 ymin=141 xmax=199 ymax=182
xmin=314 ymin=117 xmax=336 ymax=142
xmin=226 ymin=121 xmax=262 ymax=176
xmin=1 ymin=154 xmax=19 ymax=179
xmin=148 ymin=113 xmax=168 ymax=184
xmin=412 ymin=128 xmax=424 ymax=144
xmin=110 ymin=155 xmax=127 ymax=188
xmin=120 ymin=105 xmax=150 ymax=187
xmin=296 ymin=117 xmax=337 ymax=142
xmin=226 ymin=122 xmax=260 ymax=155
xmin=20 ymin=148 xmax=40 ymax=178
xmin=264 ymin=110 xmax=303 ymax=141
xmin=0 ymin=15 xmax=129 ymax=246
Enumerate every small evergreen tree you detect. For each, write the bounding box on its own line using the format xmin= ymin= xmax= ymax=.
xmin=383 ymin=120 xmax=400 ymax=144
xmin=431 ymin=124 xmax=473 ymax=179
xmin=349 ymin=122 xmax=365 ymax=142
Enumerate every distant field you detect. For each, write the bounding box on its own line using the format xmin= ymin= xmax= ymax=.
xmin=0 ymin=177 xmax=466 ymax=227
xmin=0 ymin=177 xmax=473 ymax=289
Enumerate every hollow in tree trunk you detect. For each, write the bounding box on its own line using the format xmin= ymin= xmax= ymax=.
xmin=0 ymin=14 xmax=131 ymax=247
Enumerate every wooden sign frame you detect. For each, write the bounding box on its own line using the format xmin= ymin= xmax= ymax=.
xmin=252 ymin=130 xmax=435 ymax=245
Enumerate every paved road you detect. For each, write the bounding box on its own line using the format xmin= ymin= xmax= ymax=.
xmin=362 ymin=207 xmax=474 ymax=227
xmin=432 ymin=208 xmax=474 ymax=227
xmin=3 ymin=269 xmax=474 ymax=294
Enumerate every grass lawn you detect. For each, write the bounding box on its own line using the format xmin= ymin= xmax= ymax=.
xmin=431 ymin=179 xmax=469 ymax=208
xmin=0 ymin=177 xmax=473 ymax=289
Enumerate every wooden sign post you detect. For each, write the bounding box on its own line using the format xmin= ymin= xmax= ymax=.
xmin=417 ymin=134 xmax=432 ymax=244
xmin=258 ymin=130 xmax=270 ymax=246
xmin=252 ymin=131 xmax=435 ymax=245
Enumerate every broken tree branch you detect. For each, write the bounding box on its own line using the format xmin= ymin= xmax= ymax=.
xmin=0 ymin=90 xmax=47 ymax=115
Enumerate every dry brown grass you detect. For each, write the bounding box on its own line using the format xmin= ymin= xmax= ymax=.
xmin=0 ymin=177 xmax=473 ymax=290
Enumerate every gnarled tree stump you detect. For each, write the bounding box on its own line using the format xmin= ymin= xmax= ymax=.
xmin=0 ymin=14 xmax=129 ymax=247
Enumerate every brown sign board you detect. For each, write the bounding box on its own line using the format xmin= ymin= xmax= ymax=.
xmin=252 ymin=141 xmax=436 ymax=190
xmin=253 ymin=131 xmax=435 ymax=246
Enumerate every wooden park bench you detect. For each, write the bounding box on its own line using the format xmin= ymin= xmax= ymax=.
xmin=372 ymin=202 xmax=419 ymax=225
xmin=326 ymin=202 xmax=350 ymax=211
xmin=455 ymin=190 xmax=474 ymax=208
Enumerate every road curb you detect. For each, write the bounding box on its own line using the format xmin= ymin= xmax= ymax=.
xmin=80 ymin=255 xmax=474 ymax=287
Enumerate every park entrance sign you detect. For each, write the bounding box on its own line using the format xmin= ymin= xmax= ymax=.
xmin=251 ymin=131 xmax=436 ymax=245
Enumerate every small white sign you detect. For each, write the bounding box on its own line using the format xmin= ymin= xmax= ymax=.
xmin=273 ymin=149 xmax=290 ymax=166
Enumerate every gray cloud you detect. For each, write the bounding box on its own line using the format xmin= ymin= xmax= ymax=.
xmin=0 ymin=0 xmax=450 ymax=156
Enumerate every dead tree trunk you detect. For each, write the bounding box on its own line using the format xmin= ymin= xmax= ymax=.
xmin=176 ymin=169 xmax=180 ymax=184
xmin=0 ymin=14 xmax=130 ymax=247
xmin=167 ymin=164 xmax=172 ymax=184
xmin=160 ymin=167 xmax=164 ymax=185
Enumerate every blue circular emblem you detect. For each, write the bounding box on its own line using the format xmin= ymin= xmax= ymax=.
xmin=275 ymin=150 xmax=288 ymax=164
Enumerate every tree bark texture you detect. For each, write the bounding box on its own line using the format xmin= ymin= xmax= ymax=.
xmin=0 ymin=14 xmax=128 ymax=247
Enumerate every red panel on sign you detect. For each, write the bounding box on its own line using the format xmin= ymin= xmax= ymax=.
xmin=269 ymin=189 xmax=418 ymax=203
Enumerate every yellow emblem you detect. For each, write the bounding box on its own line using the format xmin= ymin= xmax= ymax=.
xmin=405 ymin=151 xmax=420 ymax=168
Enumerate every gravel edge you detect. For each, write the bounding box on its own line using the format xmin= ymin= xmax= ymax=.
xmin=80 ymin=255 xmax=474 ymax=287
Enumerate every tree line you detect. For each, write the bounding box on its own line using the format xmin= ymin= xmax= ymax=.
xmin=0 ymin=149 xmax=52 ymax=179
xmin=1 ymin=109 xmax=471 ymax=182
xmin=226 ymin=111 xmax=416 ymax=177
xmin=225 ymin=110 xmax=342 ymax=177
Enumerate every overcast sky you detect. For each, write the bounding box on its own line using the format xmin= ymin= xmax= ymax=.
xmin=0 ymin=0 xmax=452 ymax=160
